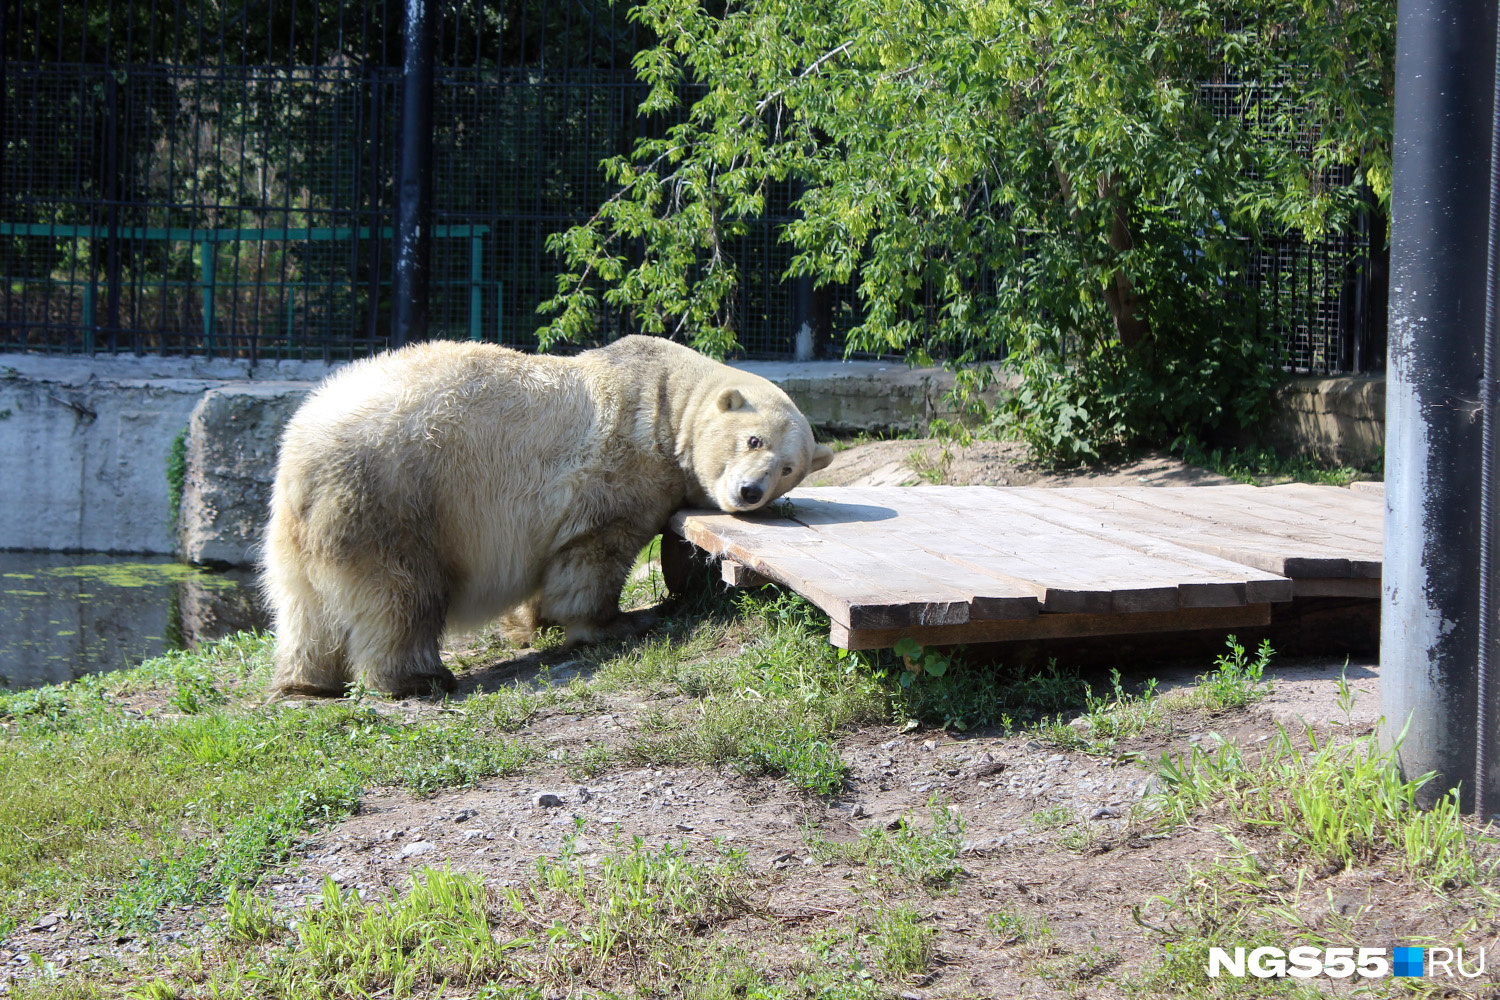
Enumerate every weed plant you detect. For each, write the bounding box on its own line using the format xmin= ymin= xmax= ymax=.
xmin=1188 ymin=635 xmax=1274 ymax=711
xmin=886 ymin=654 xmax=1089 ymax=732
xmin=805 ymin=799 xmax=967 ymax=892
xmin=987 ymin=908 xmax=1052 ymax=945
xmin=870 ymin=906 xmax=935 ymax=976
xmin=1033 ymin=669 xmax=1164 ymax=755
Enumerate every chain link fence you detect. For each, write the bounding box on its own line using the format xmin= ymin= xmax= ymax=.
xmin=0 ymin=0 xmax=1384 ymax=370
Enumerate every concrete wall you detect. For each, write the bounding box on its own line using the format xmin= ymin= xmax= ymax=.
xmin=1265 ymin=374 xmax=1385 ymax=469
xmin=0 ymin=356 xmax=335 ymax=554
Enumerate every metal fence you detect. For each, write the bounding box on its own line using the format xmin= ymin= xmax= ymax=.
xmin=0 ymin=0 xmax=1385 ymax=370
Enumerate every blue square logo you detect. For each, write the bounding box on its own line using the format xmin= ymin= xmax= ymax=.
xmin=1394 ymin=947 xmax=1424 ymax=977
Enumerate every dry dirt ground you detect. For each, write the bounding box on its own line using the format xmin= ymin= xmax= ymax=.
xmin=7 ymin=442 xmax=1475 ymax=999
xmin=805 ymin=439 xmax=1237 ymax=490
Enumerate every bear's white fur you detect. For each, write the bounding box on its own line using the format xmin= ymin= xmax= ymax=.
xmin=262 ymin=335 xmax=833 ymax=697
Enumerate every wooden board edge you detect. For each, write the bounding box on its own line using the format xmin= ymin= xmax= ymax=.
xmin=830 ymin=603 xmax=1274 ymax=651
xmin=1291 ymin=578 xmax=1382 ymax=599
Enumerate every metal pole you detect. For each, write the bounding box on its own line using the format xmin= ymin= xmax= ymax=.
xmin=392 ymin=0 xmax=434 ymax=349
xmin=1382 ymin=0 xmax=1499 ymax=814
xmin=105 ymin=73 xmax=122 ymax=355
xmin=1477 ymin=0 xmax=1500 ymax=817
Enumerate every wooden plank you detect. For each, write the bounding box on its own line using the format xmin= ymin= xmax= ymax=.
xmin=1291 ymin=577 xmax=1382 ymax=599
xmin=964 ymin=487 xmax=1295 ymax=606
xmin=669 ymin=511 xmax=976 ymax=629
xmin=802 ymin=486 xmax=1280 ymax=614
xmin=792 ymin=487 xmax=1162 ymax=614
xmin=720 ymin=559 xmax=769 ymax=588
xmin=1238 ymin=484 xmax=1384 ymax=547
xmin=1043 ymin=486 xmax=1371 ymax=578
xmin=783 ymin=494 xmax=1042 ymax=620
xmin=831 ymin=603 xmax=1274 ymax=650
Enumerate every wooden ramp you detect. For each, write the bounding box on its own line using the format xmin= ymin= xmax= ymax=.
xmin=663 ymin=485 xmax=1382 ymax=650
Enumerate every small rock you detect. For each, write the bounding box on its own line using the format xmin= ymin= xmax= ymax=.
xmin=922 ymin=739 xmax=937 ymax=751
xmin=1045 ymin=754 xmax=1066 ymax=763
xmin=576 ymin=786 xmax=594 ymax=802
xmin=1090 ymin=806 xmax=1122 ymax=821
xmin=461 ymin=829 xmax=486 ymax=840
xmin=399 ymin=841 xmax=436 ymax=859
xmin=30 ymin=912 xmax=64 ymax=932
xmin=851 ymin=803 xmax=867 ymax=819
xmin=452 ymin=809 xmax=474 ymax=823
xmin=675 ymin=823 xmax=695 ymax=832
xmin=534 ymin=793 xmax=565 ymax=808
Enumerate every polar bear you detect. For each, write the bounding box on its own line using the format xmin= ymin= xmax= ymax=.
xmin=262 ymin=335 xmax=833 ymax=698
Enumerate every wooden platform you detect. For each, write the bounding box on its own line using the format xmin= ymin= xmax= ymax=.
xmin=662 ymin=484 xmax=1382 ymax=650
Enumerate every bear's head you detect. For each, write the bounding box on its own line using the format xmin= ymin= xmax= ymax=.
xmin=687 ymin=384 xmax=834 ymax=513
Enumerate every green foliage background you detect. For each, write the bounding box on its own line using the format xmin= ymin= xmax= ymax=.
xmin=540 ymin=0 xmax=1394 ymax=462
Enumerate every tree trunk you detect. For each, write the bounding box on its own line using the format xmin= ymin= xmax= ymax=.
xmin=1100 ymin=185 xmax=1149 ymax=349
xmin=1055 ymin=162 xmax=1151 ymax=349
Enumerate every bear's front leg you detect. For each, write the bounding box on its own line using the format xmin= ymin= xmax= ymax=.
xmin=535 ymin=521 xmax=659 ymax=648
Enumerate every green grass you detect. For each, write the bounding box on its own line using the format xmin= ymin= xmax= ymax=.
xmin=0 ymin=633 xmax=534 ymax=931
xmin=1032 ymin=668 xmax=1164 ymax=755
xmin=13 ymin=561 xmax=1498 ymax=999
xmin=594 ymin=592 xmax=882 ymax=792
xmin=1148 ymin=722 xmax=1486 ymax=887
xmin=805 ymin=798 xmax=966 ymax=892
xmin=1178 ymin=440 xmax=1381 ymax=486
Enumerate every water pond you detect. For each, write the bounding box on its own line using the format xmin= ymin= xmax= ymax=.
xmin=0 ymin=552 xmax=266 ymax=691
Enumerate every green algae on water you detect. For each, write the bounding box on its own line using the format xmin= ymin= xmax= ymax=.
xmin=36 ymin=563 xmax=241 ymax=591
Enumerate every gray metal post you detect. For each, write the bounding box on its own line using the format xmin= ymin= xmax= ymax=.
xmin=392 ymin=0 xmax=434 ymax=349
xmin=1382 ymin=0 xmax=1499 ymax=813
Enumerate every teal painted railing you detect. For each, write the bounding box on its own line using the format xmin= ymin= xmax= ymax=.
xmin=0 ymin=223 xmax=499 ymax=353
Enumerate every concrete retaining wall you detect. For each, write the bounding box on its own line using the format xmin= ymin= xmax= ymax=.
xmin=0 ymin=356 xmax=336 ymax=555
xmin=1265 ymin=374 xmax=1385 ymax=469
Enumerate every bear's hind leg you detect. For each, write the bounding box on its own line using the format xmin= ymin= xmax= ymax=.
xmin=344 ymin=581 xmax=456 ymax=697
xmin=269 ymin=589 xmax=349 ymax=698
xmin=497 ymin=598 xmax=548 ymax=647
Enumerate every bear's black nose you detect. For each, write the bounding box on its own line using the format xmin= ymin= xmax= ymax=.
xmin=739 ymin=483 xmax=764 ymax=506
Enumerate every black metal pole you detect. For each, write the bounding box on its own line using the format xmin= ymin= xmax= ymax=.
xmin=1477 ymin=0 xmax=1500 ymax=817
xmin=105 ymin=73 xmax=122 ymax=355
xmin=392 ymin=0 xmax=434 ymax=349
xmin=1382 ymin=0 xmax=1499 ymax=814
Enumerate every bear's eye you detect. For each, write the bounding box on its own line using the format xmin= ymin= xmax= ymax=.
xmin=747 ymin=436 xmax=762 ymax=450
xmin=782 ymin=465 xmax=793 ymax=477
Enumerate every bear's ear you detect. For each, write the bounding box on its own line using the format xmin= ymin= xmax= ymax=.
xmin=811 ymin=443 xmax=834 ymax=471
xmin=715 ymin=387 xmax=746 ymax=412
